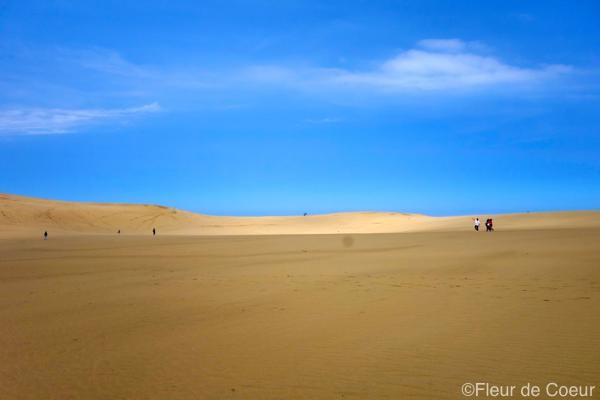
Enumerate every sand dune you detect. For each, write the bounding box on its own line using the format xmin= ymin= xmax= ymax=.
xmin=1 ymin=193 xmax=600 ymax=399
xmin=2 ymin=193 xmax=599 ymax=237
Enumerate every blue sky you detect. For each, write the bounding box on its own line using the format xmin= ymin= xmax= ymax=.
xmin=1 ymin=0 xmax=599 ymax=215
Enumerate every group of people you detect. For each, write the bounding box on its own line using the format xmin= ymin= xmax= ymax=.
xmin=43 ymin=227 xmax=158 ymax=239
xmin=473 ymin=218 xmax=494 ymax=232
xmin=116 ymin=228 xmax=156 ymax=235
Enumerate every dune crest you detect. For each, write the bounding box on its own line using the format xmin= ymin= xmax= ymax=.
xmin=1 ymin=193 xmax=599 ymax=237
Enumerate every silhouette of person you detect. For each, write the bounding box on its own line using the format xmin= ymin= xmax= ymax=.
xmin=153 ymin=227 xmax=156 ymax=236
xmin=117 ymin=229 xmax=121 ymax=234
xmin=44 ymin=231 xmax=48 ymax=240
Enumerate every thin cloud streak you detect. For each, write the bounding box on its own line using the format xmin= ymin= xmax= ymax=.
xmin=0 ymin=103 xmax=160 ymax=135
xmin=244 ymin=39 xmax=572 ymax=92
xmin=0 ymin=38 xmax=576 ymax=135
xmin=59 ymin=47 xmax=155 ymax=78
xmin=51 ymin=39 xmax=573 ymax=95
xmin=331 ymin=51 xmax=571 ymax=91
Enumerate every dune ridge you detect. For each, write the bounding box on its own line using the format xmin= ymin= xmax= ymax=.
xmin=1 ymin=193 xmax=599 ymax=237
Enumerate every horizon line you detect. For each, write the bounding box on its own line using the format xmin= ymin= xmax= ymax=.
xmin=2 ymin=192 xmax=598 ymax=219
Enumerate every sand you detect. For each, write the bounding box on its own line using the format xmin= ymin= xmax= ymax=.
xmin=1 ymin=194 xmax=600 ymax=399
xmin=2 ymin=193 xmax=599 ymax=237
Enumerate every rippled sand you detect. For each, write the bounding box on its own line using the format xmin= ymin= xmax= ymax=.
xmin=2 ymin=227 xmax=599 ymax=399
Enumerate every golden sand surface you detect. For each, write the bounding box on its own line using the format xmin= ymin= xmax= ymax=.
xmin=1 ymin=194 xmax=599 ymax=399
xmin=2 ymin=193 xmax=599 ymax=236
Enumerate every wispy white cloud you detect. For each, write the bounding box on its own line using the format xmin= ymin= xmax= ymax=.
xmin=59 ymin=47 xmax=154 ymax=78
xmin=0 ymin=39 xmax=576 ymax=132
xmin=241 ymin=39 xmax=572 ymax=92
xmin=0 ymin=103 xmax=160 ymax=135
xmin=330 ymin=51 xmax=571 ymax=91
xmin=49 ymin=39 xmax=571 ymax=96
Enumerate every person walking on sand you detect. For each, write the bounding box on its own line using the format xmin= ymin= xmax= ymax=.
xmin=473 ymin=218 xmax=480 ymax=231
xmin=43 ymin=231 xmax=48 ymax=240
xmin=485 ymin=218 xmax=494 ymax=232
xmin=152 ymin=227 xmax=156 ymax=236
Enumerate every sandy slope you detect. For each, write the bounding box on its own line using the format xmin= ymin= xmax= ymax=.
xmin=2 ymin=193 xmax=599 ymax=237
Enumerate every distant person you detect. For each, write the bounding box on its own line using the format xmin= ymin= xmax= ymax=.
xmin=473 ymin=218 xmax=480 ymax=231
xmin=485 ymin=218 xmax=494 ymax=232
xmin=43 ymin=231 xmax=48 ymax=240
xmin=153 ymin=227 xmax=156 ymax=236
xmin=117 ymin=229 xmax=121 ymax=234
xmin=303 ymin=212 xmax=308 ymax=216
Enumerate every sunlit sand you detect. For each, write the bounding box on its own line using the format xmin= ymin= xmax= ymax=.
xmin=1 ymin=194 xmax=599 ymax=399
